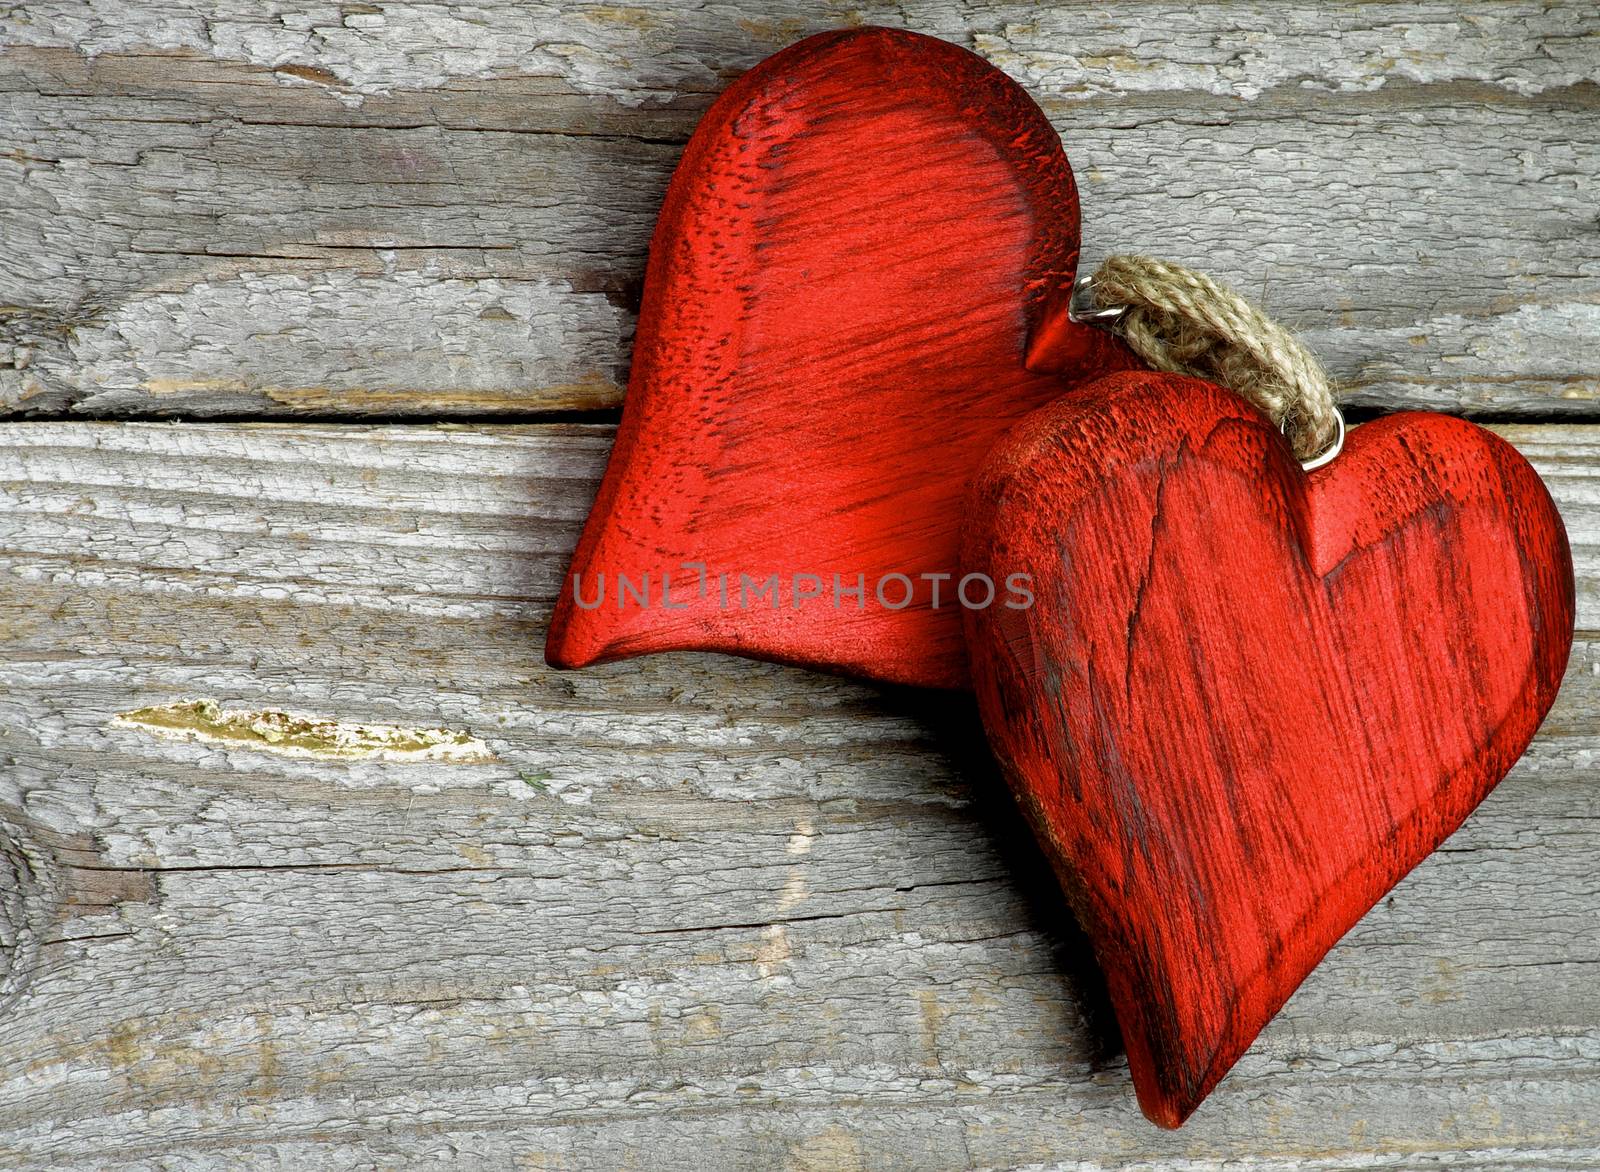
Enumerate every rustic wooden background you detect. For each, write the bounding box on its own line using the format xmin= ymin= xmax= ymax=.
xmin=3 ymin=2 xmax=1598 ymax=1167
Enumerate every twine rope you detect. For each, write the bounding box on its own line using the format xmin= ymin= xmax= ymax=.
xmin=1085 ymin=254 xmax=1342 ymax=463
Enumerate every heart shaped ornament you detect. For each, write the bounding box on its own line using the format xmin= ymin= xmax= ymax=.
xmin=546 ymin=27 xmax=1138 ymax=687
xmin=962 ymin=370 xmax=1573 ymax=1127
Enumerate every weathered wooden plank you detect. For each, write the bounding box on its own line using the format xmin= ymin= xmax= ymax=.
xmin=1 ymin=420 xmax=1598 ymax=1165
xmin=3 ymin=3 xmax=1597 ymax=417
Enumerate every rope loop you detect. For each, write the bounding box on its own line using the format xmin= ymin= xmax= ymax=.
xmin=1078 ymin=255 xmax=1343 ymax=466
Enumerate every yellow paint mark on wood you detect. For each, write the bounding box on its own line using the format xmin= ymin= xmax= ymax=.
xmin=112 ymin=699 xmax=495 ymax=763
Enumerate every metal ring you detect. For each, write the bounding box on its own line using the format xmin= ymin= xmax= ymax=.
xmin=1285 ymin=409 xmax=1345 ymax=472
xmin=1068 ymin=271 xmax=1128 ymax=326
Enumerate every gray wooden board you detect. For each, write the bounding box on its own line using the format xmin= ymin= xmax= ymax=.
xmin=1 ymin=420 xmax=1599 ymax=1167
xmin=5 ymin=0 xmax=1600 ymax=1165
xmin=2 ymin=2 xmax=1598 ymax=418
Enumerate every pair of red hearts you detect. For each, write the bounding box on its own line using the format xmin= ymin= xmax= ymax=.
xmin=546 ymin=29 xmax=1573 ymax=1127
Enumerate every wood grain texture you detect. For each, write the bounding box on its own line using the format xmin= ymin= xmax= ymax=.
xmin=546 ymin=26 xmax=1138 ymax=689
xmin=3 ymin=2 xmax=1597 ymax=418
xmin=2 ymin=419 xmax=1599 ymax=1165
xmin=962 ymin=372 xmax=1573 ymax=1126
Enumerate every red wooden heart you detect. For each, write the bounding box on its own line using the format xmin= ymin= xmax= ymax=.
xmin=962 ymin=370 xmax=1574 ymax=1127
xmin=546 ymin=27 xmax=1138 ymax=687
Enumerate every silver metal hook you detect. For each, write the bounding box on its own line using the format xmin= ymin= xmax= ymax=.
xmin=1284 ymin=408 xmax=1345 ymax=472
xmin=1068 ymin=271 xmax=1128 ymax=326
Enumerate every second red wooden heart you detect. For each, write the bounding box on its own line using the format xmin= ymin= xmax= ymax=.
xmin=962 ymin=370 xmax=1574 ymax=1127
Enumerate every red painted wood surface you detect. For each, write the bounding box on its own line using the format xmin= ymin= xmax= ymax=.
xmin=546 ymin=27 xmax=1138 ymax=687
xmin=962 ymin=370 xmax=1575 ymax=1128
